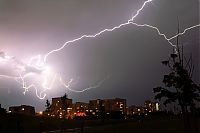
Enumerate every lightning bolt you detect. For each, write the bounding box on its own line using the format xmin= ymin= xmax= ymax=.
xmin=0 ymin=0 xmax=199 ymax=99
xmin=43 ymin=0 xmax=200 ymax=62
xmin=43 ymin=0 xmax=154 ymax=62
xmin=59 ymin=75 xmax=109 ymax=93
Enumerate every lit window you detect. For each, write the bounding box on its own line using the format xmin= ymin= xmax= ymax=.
xmin=120 ymin=104 xmax=123 ymax=108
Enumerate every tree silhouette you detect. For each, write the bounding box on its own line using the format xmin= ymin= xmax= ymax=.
xmin=45 ymin=99 xmax=51 ymax=112
xmin=153 ymin=53 xmax=200 ymax=107
xmin=153 ymin=39 xmax=200 ymax=133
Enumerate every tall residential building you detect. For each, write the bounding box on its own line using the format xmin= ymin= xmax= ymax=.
xmin=73 ymin=102 xmax=89 ymax=117
xmin=103 ymin=98 xmax=126 ymax=114
xmin=50 ymin=97 xmax=73 ymax=118
xmin=88 ymin=98 xmax=126 ymax=117
xmin=9 ymin=105 xmax=35 ymax=115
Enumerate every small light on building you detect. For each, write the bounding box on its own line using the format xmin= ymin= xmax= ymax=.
xmin=22 ymin=108 xmax=25 ymax=111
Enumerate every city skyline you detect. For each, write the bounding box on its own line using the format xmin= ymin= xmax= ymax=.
xmin=0 ymin=0 xmax=199 ymax=112
xmin=5 ymin=96 xmax=159 ymax=117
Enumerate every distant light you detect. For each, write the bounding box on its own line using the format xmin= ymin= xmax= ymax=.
xmin=156 ymin=103 xmax=159 ymax=111
xmin=22 ymin=108 xmax=25 ymax=111
xmin=39 ymin=111 xmax=43 ymax=115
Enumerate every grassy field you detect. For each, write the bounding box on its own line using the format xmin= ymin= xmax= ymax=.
xmin=0 ymin=113 xmax=199 ymax=133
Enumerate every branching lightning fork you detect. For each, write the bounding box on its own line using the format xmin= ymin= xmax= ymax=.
xmin=0 ymin=0 xmax=199 ymax=99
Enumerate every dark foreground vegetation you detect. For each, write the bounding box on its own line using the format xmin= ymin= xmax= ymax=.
xmin=0 ymin=112 xmax=199 ymax=133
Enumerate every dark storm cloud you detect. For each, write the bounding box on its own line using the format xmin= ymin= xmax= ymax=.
xmin=0 ymin=0 xmax=199 ymax=111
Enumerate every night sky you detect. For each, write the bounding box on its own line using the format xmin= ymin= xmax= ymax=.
xmin=0 ymin=0 xmax=199 ymax=111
